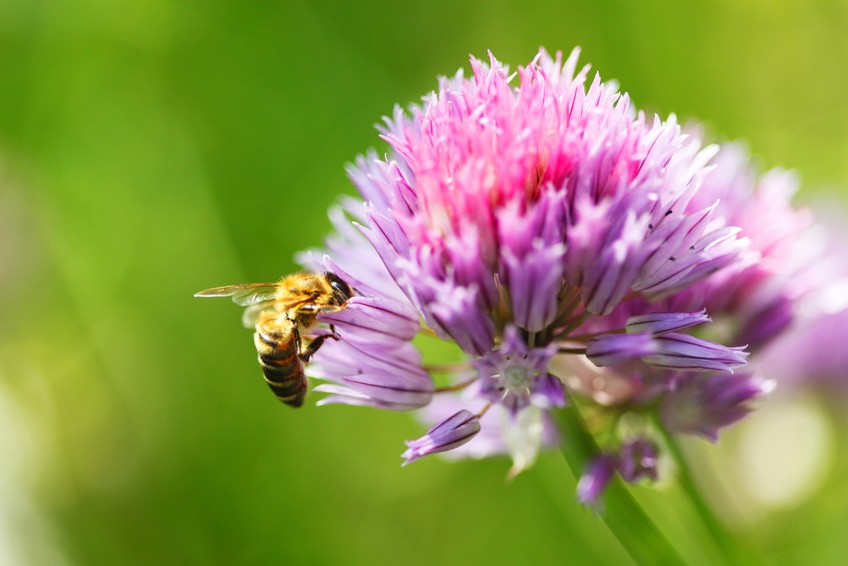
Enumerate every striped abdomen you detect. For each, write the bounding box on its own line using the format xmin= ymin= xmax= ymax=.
xmin=254 ymin=325 xmax=306 ymax=408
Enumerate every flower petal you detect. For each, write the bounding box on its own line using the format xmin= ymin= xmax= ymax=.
xmin=645 ymin=333 xmax=749 ymax=373
xmin=625 ymin=310 xmax=710 ymax=335
xmin=402 ymin=410 xmax=481 ymax=465
xmin=586 ymin=333 xmax=658 ymax=367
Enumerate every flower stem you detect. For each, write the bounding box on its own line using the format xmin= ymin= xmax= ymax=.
xmin=658 ymin=426 xmax=764 ymax=565
xmin=557 ymin=347 xmax=587 ymax=355
xmin=554 ymin=403 xmax=685 ymax=565
xmin=426 ymin=362 xmax=473 ymax=375
xmin=559 ymin=311 xmax=592 ymax=338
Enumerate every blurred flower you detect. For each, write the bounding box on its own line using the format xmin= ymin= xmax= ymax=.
xmin=577 ymin=455 xmax=617 ymax=506
xmin=297 ymin=48 xmax=816 ymax=499
xmin=761 ymin=307 xmax=848 ymax=394
xmin=618 ymin=438 xmax=660 ymax=483
xmin=665 ymin=139 xmax=818 ymax=353
xmin=757 ymin=207 xmax=848 ymax=395
xmin=661 ymin=372 xmax=775 ymax=441
xmin=578 ymin=438 xmax=660 ymax=506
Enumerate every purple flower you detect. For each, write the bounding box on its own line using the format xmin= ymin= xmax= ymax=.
xmin=415 ymin=396 xmax=561 ymax=474
xmin=662 ymin=139 xmax=819 ymax=352
xmin=472 ymin=326 xmax=563 ymax=415
xmin=587 ymin=312 xmax=746 ymax=373
xmin=625 ymin=310 xmax=711 ymax=335
xmin=761 ymin=306 xmax=848 ymax=394
xmin=586 ymin=333 xmax=658 ymax=367
xmin=618 ymin=439 xmax=660 ymax=483
xmin=577 ymin=455 xmax=617 ymax=506
xmin=402 ymin=410 xmax=481 ymax=465
xmin=645 ymin=334 xmax=749 ymax=373
xmin=755 ymin=207 xmax=848 ymax=395
xmin=661 ymin=372 xmax=774 ymax=441
xmin=578 ymin=438 xmax=660 ymax=506
xmin=291 ymin=48 xmax=814 ymax=493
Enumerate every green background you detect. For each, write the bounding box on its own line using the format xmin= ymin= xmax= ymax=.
xmin=1 ymin=1 xmax=846 ymax=564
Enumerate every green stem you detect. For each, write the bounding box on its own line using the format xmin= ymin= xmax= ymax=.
xmin=659 ymin=427 xmax=763 ymax=566
xmin=554 ymin=404 xmax=685 ymax=565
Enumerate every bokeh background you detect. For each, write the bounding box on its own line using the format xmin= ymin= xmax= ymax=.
xmin=1 ymin=1 xmax=847 ymax=564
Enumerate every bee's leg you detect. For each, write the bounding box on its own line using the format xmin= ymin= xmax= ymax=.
xmin=299 ymin=330 xmax=341 ymax=363
xmin=290 ymin=315 xmax=303 ymax=355
xmin=299 ymin=335 xmax=325 ymax=363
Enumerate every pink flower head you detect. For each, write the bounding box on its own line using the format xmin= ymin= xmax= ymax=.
xmin=296 ymin=48 xmax=815 ymax=493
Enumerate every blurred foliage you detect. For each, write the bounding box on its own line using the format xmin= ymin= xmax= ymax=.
xmin=0 ymin=1 xmax=846 ymax=564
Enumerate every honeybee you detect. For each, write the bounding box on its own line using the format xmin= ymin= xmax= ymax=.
xmin=195 ymin=272 xmax=353 ymax=407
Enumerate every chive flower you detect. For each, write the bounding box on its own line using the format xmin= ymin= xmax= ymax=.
xmin=297 ymin=48 xmax=815 ymax=492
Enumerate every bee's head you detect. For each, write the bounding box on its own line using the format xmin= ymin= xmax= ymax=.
xmin=325 ymin=272 xmax=353 ymax=305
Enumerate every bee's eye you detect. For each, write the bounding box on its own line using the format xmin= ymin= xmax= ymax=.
xmin=325 ymin=272 xmax=353 ymax=301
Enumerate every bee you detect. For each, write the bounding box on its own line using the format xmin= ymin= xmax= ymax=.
xmin=195 ymin=272 xmax=353 ymax=407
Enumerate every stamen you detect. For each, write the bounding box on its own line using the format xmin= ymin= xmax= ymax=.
xmin=477 ymin=402 xmax=494 ymax=418
xmin=434 ymin=376 xmax=478 ymax=393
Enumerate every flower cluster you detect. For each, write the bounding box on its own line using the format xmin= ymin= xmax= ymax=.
xmin=758 ymin=207 xmax=848 ymax=396
xmin=297 ymin=48 xmax=815 ymax=500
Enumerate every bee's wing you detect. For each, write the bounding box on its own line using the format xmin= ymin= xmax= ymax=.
xmin=242 ymin=297 xmax=341 ymax=328
xmin=194 ymin=282 xmax=278 ymax=306
xmin=241 ymin=303 xmax=274 ymax=328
